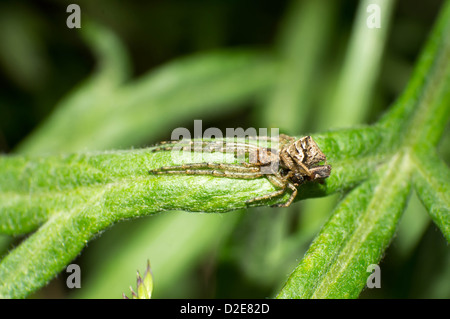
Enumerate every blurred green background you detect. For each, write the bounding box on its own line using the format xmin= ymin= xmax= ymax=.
xmin=0 ymin=0 xmax=448 ymax=298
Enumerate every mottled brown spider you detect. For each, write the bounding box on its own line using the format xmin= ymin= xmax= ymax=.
xmin=148 ymin=134 xmax=331 ymax=207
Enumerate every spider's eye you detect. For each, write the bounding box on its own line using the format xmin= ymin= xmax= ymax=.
xmin=292 ymin=173 xmax=304 ymax=184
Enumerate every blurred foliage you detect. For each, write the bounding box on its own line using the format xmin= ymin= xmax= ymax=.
xmin=0 ymin=0 xmax=448 ymax=298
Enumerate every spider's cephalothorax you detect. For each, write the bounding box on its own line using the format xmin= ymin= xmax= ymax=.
xmin=279 ymin=135 xmax=330 ymax=182
xmin=148 ymin=135 xmax=331 ymax=207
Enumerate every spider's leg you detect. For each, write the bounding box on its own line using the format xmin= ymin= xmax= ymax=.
xmin=149 ymin=140 xmax=233 ymax=151
xmin=149 ymin=162 xmax=260 ymax=173
xmin=150 ymin=139 xmax=279 ymax=172
xmin=149 ymin=140 xmax=197 ymax=152
xmin=206 ymin=143 xmax=260 ymax=160
xmin=150 ymin=141 xmax=276 ymax=168
xmin=245 ymin=174 xmax=288 ymax=205
xmin=279 ymin=134 xmax=295 ymax=143
xmin=296 ymin=161 xmax=312 ymax=176
xmin=149 ymin=140 xmax=262 ymax=153
xmin=271 ymin=182 xmax=298 ymax=207
xmin=149 ymin=168 xmax=264 ymax=179
xmin=148 ymin=142 xmax=229 ymax=157
xmin=308 ymin=165 xmax=332 ymax=181
xmin=245 ymin=173 xmax=299 ymax=207
xmin=261 ymin=134 xmax=295 ymax=148
xmin=245 ymin=188 xmax=286 ymax=205
xmin=247 ymin=135 xmax=281 ymax=143
xmin=247 ymin=134 xmax=293 ymax=143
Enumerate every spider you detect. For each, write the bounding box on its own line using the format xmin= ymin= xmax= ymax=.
xmin=148 ymin=134 xmax=331 ymax=207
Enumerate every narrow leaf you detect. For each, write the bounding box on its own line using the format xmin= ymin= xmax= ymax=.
xmin=412 ymin=149 xmax=450 ymax=242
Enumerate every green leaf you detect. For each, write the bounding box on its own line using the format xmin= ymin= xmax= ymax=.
xmin=412 ymin=149 xmax=450 ymax=242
